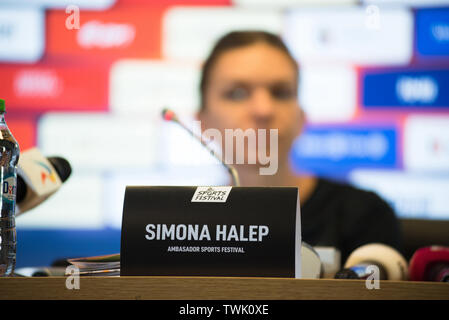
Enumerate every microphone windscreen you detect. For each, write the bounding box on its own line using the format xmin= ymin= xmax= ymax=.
xmin=48 ymin=157 xmax=72 ymax=183
xmin=16 ymin=174 xmax=27 ymax=203
xmin=301 ymin=242 xmax=322 ymax=279
xmin=334 ymin=269 xmax=359 ymax=279
xmin=162 ymin=108 xmax=175 ymax=121
xmin=344 ymin=243 xmax=408 ymax=280
xmin=409 ymin=246 xmax=449 ymax=281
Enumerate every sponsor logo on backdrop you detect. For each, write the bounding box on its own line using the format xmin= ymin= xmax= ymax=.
xmin=13 ymin=70 xmax=62 ymax=98
xmin=363 ymin=69 xmax=449 ymax=108
xmin=416 ymin=8 xmax=449 ymax=57
xmin=396 ymin=76 xmax=438 ymax=104
xmin=0 ymin=64 xmax=108 ymax=111
xmin=291 ymin=127 xmax=397 ymax=174
xmin=284 ymin=7 xmax=412 ymax=65
xmin=77 ymin=21 xmax=136 ymax=49
xmin=432 ymin=23 xmax=449 ymax=42
xmin=47 ymin=7 xmax=161 ymax=59
xmin=297 ymin=132 xmax=388 ymax=161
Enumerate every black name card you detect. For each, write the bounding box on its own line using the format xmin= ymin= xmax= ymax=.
xmin=120 ymin=186 xmax=301 ymax=277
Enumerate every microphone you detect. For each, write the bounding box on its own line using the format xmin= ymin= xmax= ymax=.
xmin=334 ymin=243 xmax=408 ymax=280
xmin=314 ymin=247 xmax=341 ymax=278
xmin=16 ymin=147 xmax=72 ymax=216
xmin=409 ymin=246 xmax=449 ymax=282
xmin=162 ymin=108 xmax=240 ymax=186
xmin=301 ymin=242 xmax=323 ymax=279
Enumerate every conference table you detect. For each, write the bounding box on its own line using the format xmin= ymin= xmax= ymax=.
xmin=1 ymin=276 xmax=448 ymax=300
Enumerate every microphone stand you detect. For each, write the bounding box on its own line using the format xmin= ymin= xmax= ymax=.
xmin=162 ymin=108 xmax=240 ymax=187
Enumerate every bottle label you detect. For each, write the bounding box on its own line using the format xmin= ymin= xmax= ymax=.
xmin=2 ymin=173 xmax=16 ymax=204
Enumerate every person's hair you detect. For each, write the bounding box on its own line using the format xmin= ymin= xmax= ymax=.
xmin=199 ymin=30 xmax=299 ymax=112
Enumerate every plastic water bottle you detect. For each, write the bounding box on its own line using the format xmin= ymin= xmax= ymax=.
xmin=0 ymin=99 xmax=20 ymax=277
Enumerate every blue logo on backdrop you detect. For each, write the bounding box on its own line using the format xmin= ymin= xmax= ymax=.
xmin=362 ymin=69 xmax=449 ymax=109
xmin=416 ymin=8 xmax=449 ymax=57
xmin=290 ymin=126 xmax=397 ymax=175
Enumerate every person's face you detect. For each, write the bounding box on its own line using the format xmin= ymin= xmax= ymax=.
xmin=199 ymin=42 xmax=305 ymax=165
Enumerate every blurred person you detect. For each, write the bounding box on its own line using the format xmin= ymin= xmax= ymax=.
xmin=197 ymin=30 xmax=402 ymax=264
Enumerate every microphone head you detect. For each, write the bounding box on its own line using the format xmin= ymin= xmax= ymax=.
xmin=334 ymin=268 xmax=360 ymax=279
xmin=162 ymin=108 xmax=177 ymax=122
xmin=16 ymin=175 xmax=27 ymax=203
xmin=48 ymin=157 xmax=72 ymax=183
xmin=409 ymin=246 xmax=449 ymax=281
xmin=344 ymin=243 xmax=408 ymax=280
xmin=301 ymin=242 xmax=323 ymax=279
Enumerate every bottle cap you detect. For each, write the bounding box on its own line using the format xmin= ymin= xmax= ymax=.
xmin=0 ymin=99 xmax=5 ymax=112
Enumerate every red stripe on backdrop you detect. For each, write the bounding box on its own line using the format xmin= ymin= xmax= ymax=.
xmin=46 ymin=5 xmax=165 ymax=60
xmin=0 ymin=62 xmax=109 ymax=112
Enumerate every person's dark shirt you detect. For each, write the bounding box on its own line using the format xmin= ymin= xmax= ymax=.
xmin=301 ymin=178 xmax=403 ymax=266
